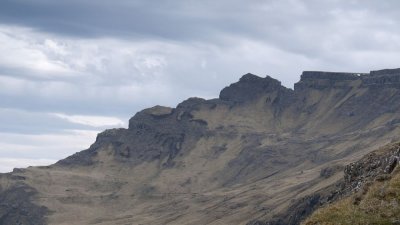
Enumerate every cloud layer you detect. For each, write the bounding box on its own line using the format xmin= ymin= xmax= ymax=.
xmin=1 ymin=0 xmax=400 ymax=172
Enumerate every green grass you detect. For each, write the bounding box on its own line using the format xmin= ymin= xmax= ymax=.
xmin=303 ymin=167 xmax=400 ymax=225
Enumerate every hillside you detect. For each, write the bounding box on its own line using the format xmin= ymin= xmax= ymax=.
xmin=0 ymin=68 xmax=400 ymax=225
xmin=303 ymin=142 xmax=400 ymax=225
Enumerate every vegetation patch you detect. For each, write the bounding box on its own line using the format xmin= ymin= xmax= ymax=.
xmin=303 ymin=166 xmax=400 ymax=225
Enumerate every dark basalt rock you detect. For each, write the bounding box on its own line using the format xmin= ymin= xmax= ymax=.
xmin=56 ymin=147 xmax=98 ymax=167
xmin=296 ymin=69 xmax=400 ymax=90
xmin=301 ymin=71 xmax=363 ymax=81
xmin=320 ymin=165 xmax=342 ymax=179
xmin=295 ymin=71 xmax=364 ymax=91
xmin=59 ymin=97 xmax=209 ymax=168
xmin=219 ymin=73 xmax=287 ymax=103
xmin=343 ymin=143 xmax=400 ymax=193
xmin=176 ymin=97 xmax=207 ymax=110
xmin=246 ymin=183 xmax=343 ymax=225
xmin=141 ymin=105 xmax=173 ymax=119
xmin=57 ymin=128 xmax=127 ymax=166
xmin=259 ymin=195 xmax=322 ymax=225
xmin=370 ymin=68 xmax=400 ymax=76
xmin=361 ymin=69 xmax=400 ymax=87
xmin=0 ymin=184 xmax=48 ymax=225
xmin=125 ymin=101 xmax=208 ymax=163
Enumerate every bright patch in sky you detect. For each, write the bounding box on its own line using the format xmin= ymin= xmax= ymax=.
xmin=52 ymin=113 xmax=125 ymax=127
xmin=0 ymin=130 xmax=99 ymax=172
xmin=0 ymin=158 xmax=57 ymax=173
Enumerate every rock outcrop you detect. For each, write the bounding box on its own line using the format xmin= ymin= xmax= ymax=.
xmin=302 ymin=142 xmax=400 ymax=225
xmin=295 ymin=68 xmax=400 ymax=90
xmin=219 ymin=73 xmax=290 ymax=103
xmin=0 ymin=174 xmax=48 ymax=225
xmin=343 ymin=142 xmax=400 ymax=193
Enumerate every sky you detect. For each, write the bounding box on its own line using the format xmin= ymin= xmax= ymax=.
xmin=1 ymin=0 xmax=400 ymax=172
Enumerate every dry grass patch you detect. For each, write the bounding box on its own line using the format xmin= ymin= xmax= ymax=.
xmin=303 ymin=168 xmax=400 ymax=225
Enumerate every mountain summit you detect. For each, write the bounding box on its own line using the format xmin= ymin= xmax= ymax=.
xmin=1 ymin=68 xmax=400 ymax=225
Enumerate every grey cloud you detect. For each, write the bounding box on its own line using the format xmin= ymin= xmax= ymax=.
xmin=0 ymin=1 xmax=384 ymax=41
xmin=1 ymin=0 xmax=400 ymax=60
xmin=0 ymin=0 xmax=304 ymax=42
xmin=0 ymin=0 xmax=236 ymax=40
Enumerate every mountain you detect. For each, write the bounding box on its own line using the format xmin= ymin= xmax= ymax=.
xmin=0 ymin=68 xmax=400 ymax=225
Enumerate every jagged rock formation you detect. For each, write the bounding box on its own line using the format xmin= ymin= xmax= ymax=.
xmin=0 ymin=68 xmax=400 ymax=225
xmin=0 ymin=180 xmax=47 ymax=225
xmin=343 ymin=142 xmax=400 ymax=193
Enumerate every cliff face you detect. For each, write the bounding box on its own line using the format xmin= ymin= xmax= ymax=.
xmin=0 ymin=68 xmax=400 ymax=225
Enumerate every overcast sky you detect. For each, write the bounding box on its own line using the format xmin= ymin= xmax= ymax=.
xmin=1 ymin=0 xmax=400 ymax=172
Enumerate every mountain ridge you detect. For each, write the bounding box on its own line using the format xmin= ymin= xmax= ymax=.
xmin=1 ymin=68 xmax=400 ymax=225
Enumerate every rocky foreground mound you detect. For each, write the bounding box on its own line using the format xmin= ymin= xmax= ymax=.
xmin=302 ymin=142 xmax=400 ymax=225
xmin=0 ymin=68 xmax=400 ymax=225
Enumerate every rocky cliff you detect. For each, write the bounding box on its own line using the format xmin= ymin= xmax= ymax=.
xmin=0 ymin=68 xmax=399 ymax=225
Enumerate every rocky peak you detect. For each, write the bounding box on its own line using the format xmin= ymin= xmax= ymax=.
xmin=219 ymin=73 xmax=286 ymax=103
xmin=362 ymin=68 xmax=400 ymax=87
xmin=141 ymin=105 xmax=173 ymax=117
xmin=295 ymin=69 xmax=400 ymax=90
xmin=370 ymin=68 xmax=400 ymax=76
xmin=128 ymin=105 xmax=175 ymax=130
xmin=294 ymin=71 xmax=365 ymax=91
xmin=239 ymin=73 xmax=265 ymax=82
xmin=300 ymin=71 xmax=364 ymax=81
xmin=176 ymin=97 xmax=207 ymax=110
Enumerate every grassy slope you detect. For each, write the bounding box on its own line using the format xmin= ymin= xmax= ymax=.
xmin=303 ymin=156 xmax=400 ymax=225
